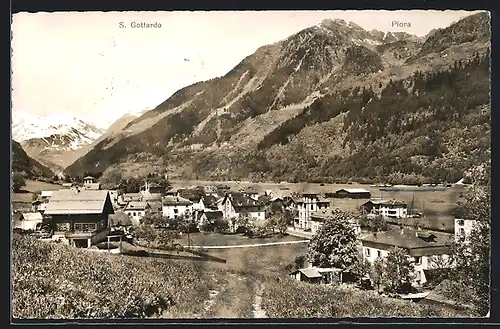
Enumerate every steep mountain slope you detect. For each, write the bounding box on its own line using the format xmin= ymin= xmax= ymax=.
xmin=65 ymin=12 xmax=491 ymax=185
xmin=12 ymin=140 xmax=54 ymax=179
xmin=13 ymin=111 xmax=105 ymax=172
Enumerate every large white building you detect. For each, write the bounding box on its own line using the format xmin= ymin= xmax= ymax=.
xmin=360 ymin=227 xmax=454 ymax=285
xmin=219 ymin=193 xmax=266 ymax=231
xmin=295 ymin=193 xmax=330 ymax=230
xmin=361 ymin=199 xmax=408 ymax=219
xmin=162 ymin=195 xmax=193 ymax=220
xmin=124 ymin=201 xmax=150 ymax=225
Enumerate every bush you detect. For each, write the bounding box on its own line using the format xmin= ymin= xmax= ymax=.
xmin=12 ymin=234 xmax=213 ymax=319
xmin=261 ymin=278 xmax=466 ymax=318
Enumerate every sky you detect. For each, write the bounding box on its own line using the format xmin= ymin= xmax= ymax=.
xmin=11 ymin=10 xmax=483 ymax=128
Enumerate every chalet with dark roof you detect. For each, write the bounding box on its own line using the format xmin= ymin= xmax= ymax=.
xmin=220 ymin=193 xmax=266 ymax=230
xmin=44 ymin=189 xmax=114 ymax=248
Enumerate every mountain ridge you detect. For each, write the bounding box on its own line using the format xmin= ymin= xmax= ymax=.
xmin=64 ymin=12 xmax=491 ymax=184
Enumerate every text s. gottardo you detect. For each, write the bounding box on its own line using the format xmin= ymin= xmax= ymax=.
xmin=119 ymin=22 xmax=162 ymax=28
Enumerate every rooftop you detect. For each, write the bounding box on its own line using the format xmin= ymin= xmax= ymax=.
xmin=360 ymin=227 xmax=453 ymax=250
xmin=124 ymin=201 xmax=148 ymax=210
xmin=336 ymin=188 xmax=371 ymax=194
xmin=229 ymin=193 xmax=263 ymax=207
xmin=44 ymin=189 xmax=112 ymax=215
xmin=162 ymin=195 xmax=192 ymax=206
xmin=203 ymin=211 xmax=223 ymax=220
xmin=363 ymin=199 xmax=407 ymax=207
xmin=20 ymin=212 xmax=43 ymax=221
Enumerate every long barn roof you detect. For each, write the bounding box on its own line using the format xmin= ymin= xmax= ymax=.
xmin=44 ymin=189 xmax=111 ymax=215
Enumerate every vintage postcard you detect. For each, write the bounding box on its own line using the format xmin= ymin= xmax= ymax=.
xmin=11 ymin=10 xmax=491 ymax=321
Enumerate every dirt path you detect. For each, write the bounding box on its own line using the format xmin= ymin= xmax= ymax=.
xmin=252 ymin=282 xmax=267 ymax=318
xmin=185 ymin=240 xmax=309 ymax=249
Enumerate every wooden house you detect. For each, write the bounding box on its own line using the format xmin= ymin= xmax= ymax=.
xmin=44 ymin=189 xmax=114 ymax=248
xmin=289 ymin=267 xmax=347 ymax=284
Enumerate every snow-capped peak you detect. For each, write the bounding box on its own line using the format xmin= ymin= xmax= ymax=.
xmin=12 ymin=110 xmax=106 ymax=150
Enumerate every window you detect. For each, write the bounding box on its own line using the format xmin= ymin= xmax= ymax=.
xmin=365 ymin=248 xmax=371 ymax=257
xmin=74 ymin=223 xmax=97 ymax=232
xmin=457 ymin=219 xmax=465 ymax=226
xmin=377 ymin=250 xmax=381 ymax=258
xmin=174 ymin=209 xmax=179 ymax=214
xmin=414 ymin=256 xmax=422 ymax=265
xmin=133 ymin=212 xmax=137 ymax=216
xmin=56 ymin=222 xmax=70 ymax=231
xmin=310 ymin=204 xmax=314 ymax=210
xmin=459 ymin=228 xmax=465 ymax=236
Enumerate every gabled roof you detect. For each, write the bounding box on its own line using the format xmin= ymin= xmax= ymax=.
xmin=162 ymin=195 xmax=192 ymax=206
xmin=291 ymin=268 xmax=323 ymax=278
xmin=360 ymin=228 xmax=453 ymax=250
xmin=45 ymin=189 xmax=113 ymax=215
xmin=258 ymin=195 xmax=272 ymax=204
xmin=362 ymin=199 xmax=407 ymax=207
xmin=20 ymin=212 xmax=43 ymax=221
xmin=203 ymin=211 xmax=223 ymax=220
xmin=124 ymin=201 xmax=149 ymax=211
xmin=142 ymin=193 xmax=162 ymax=201
xmin=336 ymin=188 xmax=371 ymax=194
xmin=227 ymin=192 xmax=263 ymax=208
xmin=202 ymin=195 xmax=218 ymax=206
xmin=121 ymin=193 xmax=143 ymax=201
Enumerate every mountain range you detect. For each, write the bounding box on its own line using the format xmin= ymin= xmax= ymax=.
xmin=11 ymin=110 xmax=148 ymax=174
xmin=29 ymin=13 xmax=491 ymax=184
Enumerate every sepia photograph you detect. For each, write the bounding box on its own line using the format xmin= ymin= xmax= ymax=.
xmin=11 ymin=9 xmax=491 ymax=320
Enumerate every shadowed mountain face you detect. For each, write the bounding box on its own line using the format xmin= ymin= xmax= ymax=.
xmin=12 ymin=140 xmax=54 ymax=179
xmin=65 ymin=13 xmax=491 ymax=185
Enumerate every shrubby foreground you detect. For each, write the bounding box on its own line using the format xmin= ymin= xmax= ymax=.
xmin=12 ymin=234 xmax=212 ymax=319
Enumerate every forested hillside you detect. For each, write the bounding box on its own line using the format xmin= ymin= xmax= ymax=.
xmin=64 ymin=12 xmax=490 ymax=185
xmin=12 ymin=140 xmax=54 ymax=179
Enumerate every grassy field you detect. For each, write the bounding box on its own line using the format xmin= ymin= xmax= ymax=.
xmin=173 ymin=233 xmax=308 ymax=318
xmin=23 ymin=179 xmax=62 ymax=193
xmin=176 ymin=232 xmax=304 ymax=247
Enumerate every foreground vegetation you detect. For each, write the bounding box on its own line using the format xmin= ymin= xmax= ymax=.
xmin=12 ymin=234 xmax=214 ymax=319
xmin=261 ymin=278 xmax=466 ymax=318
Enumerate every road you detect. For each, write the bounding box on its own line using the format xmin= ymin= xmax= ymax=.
xmin=184 ymin=239 xmax=309 ymax=249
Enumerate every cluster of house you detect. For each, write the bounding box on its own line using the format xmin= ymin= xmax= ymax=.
xmin=12 ymin=177 xmax=294 ymax=248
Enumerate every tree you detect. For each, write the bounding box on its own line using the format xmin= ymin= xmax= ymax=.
xmin=141 ymin=209 xmax=165 ymax=227
xmin=12 ymin=172 xmax=26 ymax=192
xmin=371 ymin=257 xmax=386 ymax=293
xmin=382 ymin=247 xmax=414 ymax=294
xmin=99 ymin=167 xmax=123 ymax=189
xmin=350 ymin=252 xmax=371 ymax=281
xmin=307 ymin=209 xmax=358 ymax=269
xmin=275 ymin=214 xmax=288 ymax=235
xmin=441 ymin=176 xmax=490 ymax=316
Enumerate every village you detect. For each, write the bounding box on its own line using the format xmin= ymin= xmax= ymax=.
xmin=11 ymin=171 xmax=481 ymax=315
